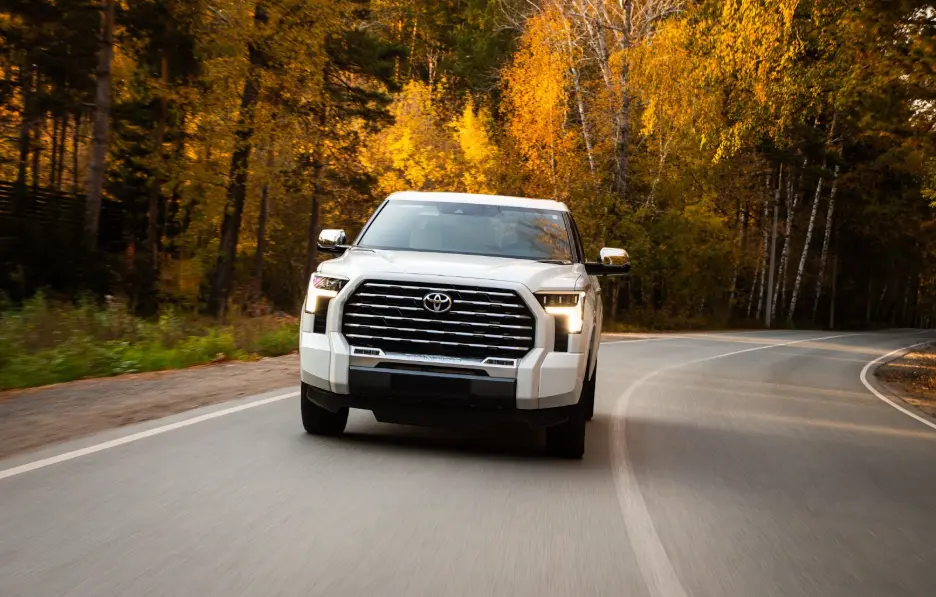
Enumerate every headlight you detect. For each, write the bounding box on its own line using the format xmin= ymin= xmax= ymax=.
xmin=536 ymin=292 xmax=585 ymax=334
xmin=304 ymin=274 xmax=348 ymax=313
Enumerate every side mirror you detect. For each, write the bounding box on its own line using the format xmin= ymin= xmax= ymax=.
xmin=317 ymin=229 xmax=348 ymax=254
xmin=600 ymin=247 xmax=630 ymax=266
xmin=585 ymin=247 xmax=631 ymax=276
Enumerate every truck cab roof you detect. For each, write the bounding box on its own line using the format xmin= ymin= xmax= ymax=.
xmin=387 ymin=191 xmax=569 ymax=213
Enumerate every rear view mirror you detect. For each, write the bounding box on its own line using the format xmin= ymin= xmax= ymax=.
xmin=318 ymin=229 xmax=348 ymax=254
xmin=585 ymin=247 xmax=631 ymax=276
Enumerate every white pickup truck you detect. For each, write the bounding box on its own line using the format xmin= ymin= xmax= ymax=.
xmin=299 ymin=191 xmax=630 ymax=458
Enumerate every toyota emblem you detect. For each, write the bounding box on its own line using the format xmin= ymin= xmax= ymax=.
xmin=422 ymin=292 xmax=453 ymax=313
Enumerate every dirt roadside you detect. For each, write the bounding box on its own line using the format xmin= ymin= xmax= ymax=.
xmin=0 ymin=354 xmax=298 ymax=461
xmin=875 ymin=345 xmax=936 ymax=420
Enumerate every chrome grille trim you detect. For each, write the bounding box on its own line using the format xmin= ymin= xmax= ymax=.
xmin=341 ymin=280 xmax=537 ymax=360
xmin=344 ymin=323 xmax=532 ymax=341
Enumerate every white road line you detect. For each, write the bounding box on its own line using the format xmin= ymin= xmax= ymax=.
xmin=610 ymin=332 xmax=855 ymax=597
xmin=602 ymin=337 xmax=672 ymax=345
xmin=860 ymin=340 xmax=936 ymax=432
xmin=0 ymin=390 xmax=299 ymax=482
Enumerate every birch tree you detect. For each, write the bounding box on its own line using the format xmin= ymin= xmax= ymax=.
xmin=787 ymin=164 xmax=823 ymax=321
xmin=812 ymin=164 xmax=839 ymax=321
xmin=774 ymin=160 xmax=805 ymax=320
xmin=755 ymin=182 xmax=769 ymax=319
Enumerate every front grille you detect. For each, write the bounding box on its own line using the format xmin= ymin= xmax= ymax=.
xmin=342 ymin=280 xmax=536 ymax=360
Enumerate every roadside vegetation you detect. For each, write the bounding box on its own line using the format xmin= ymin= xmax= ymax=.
xmin=0 ymin=295 xmax=297 ymax=391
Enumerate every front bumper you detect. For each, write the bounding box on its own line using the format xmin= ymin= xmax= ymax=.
xmin=303 ymin=375 xmax=578 ymax=429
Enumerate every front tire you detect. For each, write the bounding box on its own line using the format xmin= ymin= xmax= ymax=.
xmin=582 ymin=365 xmax=597 ymax=422
xmin=546 ymin=402 xmax=586 ymax=459
xmin=301 ymin=383 xmax=348 ymax=436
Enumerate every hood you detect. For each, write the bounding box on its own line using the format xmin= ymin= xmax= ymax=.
xmin=318 ymin=248 xmax=586 ymax=292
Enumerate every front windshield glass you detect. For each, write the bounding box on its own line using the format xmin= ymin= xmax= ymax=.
xmin=357 ymin=200 xmax=573 ymax=262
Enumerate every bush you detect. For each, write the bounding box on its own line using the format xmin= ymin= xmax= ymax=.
xmin=0 ymin=295 xmax=298 ymax=391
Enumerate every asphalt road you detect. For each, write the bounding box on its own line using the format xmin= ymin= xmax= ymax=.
xmin=2 ymin=330 xmax=936 ymax=597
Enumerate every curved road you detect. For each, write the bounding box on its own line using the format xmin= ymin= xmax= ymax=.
xmin=2 ymin=330 xmax=936 ymax=596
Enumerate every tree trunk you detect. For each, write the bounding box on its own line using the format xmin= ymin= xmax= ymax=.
xmin=776 ymin=162 xmax=805 ymax=317
xmin=766 ymin=166 xmax=782 ymax=327
xmin=72 ymin=111 xmax=82 ymax=193
xmin=147 ymin=50 xmax=170 ymax=270
xmin=788 ymin=165 xmax=824 ymax=321
xmin=164 ymin=112 xmax=188 ymax=255
xmin=612 ymin=0 xmax=633 ymax=201
xmin=812 ymin=164 xmax=839 ymax=321
xmin=729 ymin=197 xmax=748 ymax=310
xmin=207 ymin=5 xmax=268 ymax=318
xmin=84 ymin=0 xmax=117 ymax=250
xmin=16 ymin=63 xmax=33 ymax=190
xmin=572 ymin=66 xmax=597 ymax=185
xmin=50 ymin=116 xmax=60 ymax=189
xmin=877 ymin=284 xmax=887 ymax=321
xmin=772 ymin=172 xmax=791 ymax=319
xmin=138 ymin=49 xmax=170 ymax=315
xmin=828 ymin=249 xmax=837 ymax=330
xmin=254 ymin=145 xmax=274 ymax=299
xmin=31 ymin=113 xmax=43 ymax=191
xmin=755 ymin=177 xmax=770 ymax=320
xmin=747 ymin=257 xmax=761 ymax=319
xmin=56 ymin=114 xmax=69 ymax=190
xmin=901 ymin=275 xmax=912 ymax=326
xmin=560 ymin=14 xmax=596 ymax=186
xmin=613 ymin=86 xmax=631 ymax=201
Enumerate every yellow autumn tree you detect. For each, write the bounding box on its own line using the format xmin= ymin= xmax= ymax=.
xmin=502 ymin=6 xmax=577 ymax=199
xmin=362 ymin=81 xmax=503 ymax=198
xmin=361 ymin=80 xmax=460 ymax=196
xmin=451 ymin=100 xmax=499 ymax=194
xmin=629 ymin=0 xmax=803 ymax=162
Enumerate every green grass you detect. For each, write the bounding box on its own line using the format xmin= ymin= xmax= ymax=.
xmin=0 ymin=294 xmax=298 ymax=391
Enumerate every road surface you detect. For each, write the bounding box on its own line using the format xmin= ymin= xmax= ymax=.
xmin=2 ymin=330 xmax=935 ymax=597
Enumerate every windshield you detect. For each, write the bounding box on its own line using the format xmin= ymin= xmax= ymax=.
xmin=357 ymin=200 xmax=574 ymax=262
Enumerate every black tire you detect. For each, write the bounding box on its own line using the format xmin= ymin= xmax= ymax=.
xmin=301 ymin=384 xmax=348 ymax=436
xmin=582 ymin=365 xmax=597 ymax=422
xmin=546 ymin=402 xmax=586 ymax=459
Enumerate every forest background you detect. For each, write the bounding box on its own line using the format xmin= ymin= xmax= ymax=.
xmin=1 ymin=0 xmax=934 ymax=388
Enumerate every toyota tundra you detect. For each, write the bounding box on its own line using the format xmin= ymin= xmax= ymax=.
xmin=299 ymin=191 xmax=630 ymax=458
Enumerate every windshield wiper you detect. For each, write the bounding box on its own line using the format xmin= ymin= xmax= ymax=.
xmin=537 ymin=259 xmax=573 ymax=265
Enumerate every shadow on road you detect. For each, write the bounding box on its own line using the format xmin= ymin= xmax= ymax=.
xmin=296 ymin=415 xmax=616 ymax=471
